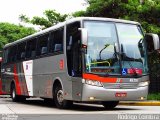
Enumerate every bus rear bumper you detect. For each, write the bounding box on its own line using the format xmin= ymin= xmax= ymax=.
xmin=81 ymin=84 xmax=148 ymax=101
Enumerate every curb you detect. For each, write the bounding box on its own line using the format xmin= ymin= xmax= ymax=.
xmin=119 ymin=101 xmax=160 ymax=106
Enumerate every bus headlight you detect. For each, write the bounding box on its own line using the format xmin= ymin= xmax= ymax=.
xmin=138 ymin=81 xmax=150 ymax=87
xmin=82 ymin=79 xmax=103 ymax=87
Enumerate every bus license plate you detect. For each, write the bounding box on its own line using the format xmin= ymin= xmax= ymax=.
xmin=115 ymin=92 xmax=127 ymax=97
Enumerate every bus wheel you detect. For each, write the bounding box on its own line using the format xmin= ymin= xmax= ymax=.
xmin=11 ymin=84 xmax=26 ymax=102
xmin=102 ymin=101 xmax=119 ymax=109
xmin=11 ymin=84 xmax=19 ymax=102
xmin=43 ymin=98 xmax=55 ymax=106
xmin=54 ymin=85 xmax=73 ymax=109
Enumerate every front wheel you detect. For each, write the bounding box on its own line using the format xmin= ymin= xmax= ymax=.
xmin=102 ymin=101 xmax=119 ymax=109
xmin=54 ymin=85 xmax=73 ymax=109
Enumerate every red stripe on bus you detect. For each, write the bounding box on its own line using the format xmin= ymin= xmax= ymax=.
xmin=83 ymin=73 xmax=117 ymax=83
xmin=13 ymin=64 xmax=21 ymax=95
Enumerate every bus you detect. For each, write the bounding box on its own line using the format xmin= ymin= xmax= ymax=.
xmin=0 ymin=57 xmax=2 ymax=94
xmin=1 ymin=17 xmax=159 ymax=109
xmin=0 ymin=57 xmax=7 ymax=95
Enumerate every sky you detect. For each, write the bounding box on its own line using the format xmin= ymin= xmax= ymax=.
xmin=0 ymin=0 xmax=87 ymax=24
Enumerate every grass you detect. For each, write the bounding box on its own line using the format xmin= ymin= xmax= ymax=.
xmin=147 ymin=93 xmax=160 ymax=100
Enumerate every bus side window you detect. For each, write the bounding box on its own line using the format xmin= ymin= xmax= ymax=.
xmin=36 ymin=34 xmax=49 ymax=56
xmin=8 ymin=45 xmax=17 ymax=63
xmin=17 ymin=42 xmax=26 ymax=61
xmin=26 ymin=39 xmax=37 ymax=59
xmin=49 ymin=28 xmax=64 ymax=54
xmin=3 ymin=49 xmax=8 ymax=64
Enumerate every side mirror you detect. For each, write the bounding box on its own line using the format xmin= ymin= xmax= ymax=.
xmin=145 ymin=33 xmax=159 ymax=52
xmin=138 ymin=39 xmax=145 ymax=57
xmin=78 ymin=28 xmax=88 ymax=46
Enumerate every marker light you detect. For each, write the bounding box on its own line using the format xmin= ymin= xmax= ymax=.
xmin=89 ymin=97 xmax=95 ymax=100
xmin=140 ymin=97 xmax=144 ymax=100
xmin=138 ymin=81 xmax=149 ymax=87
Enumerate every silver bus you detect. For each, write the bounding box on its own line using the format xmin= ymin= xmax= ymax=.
xmin=1 ymin=17 xmax=159 ymax=109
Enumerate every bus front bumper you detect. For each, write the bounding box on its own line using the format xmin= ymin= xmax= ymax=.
xmin=81 ymin=84 xmax=148 ymax=101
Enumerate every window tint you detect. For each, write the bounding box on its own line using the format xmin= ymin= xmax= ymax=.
xmin=49 ymin=28 xmax=64 ymax=53
xmin=26 ymin=38 xmax=37 ymax=59
xmin=36 ymin=34 xmax=49 ymax=56
xmin=17 ymin=42 xmax=26 ymax=61
xmin=3 ymin=49 xmax=8 ymax=64
xmin=8 ymin=45 xmax=17 ymax=63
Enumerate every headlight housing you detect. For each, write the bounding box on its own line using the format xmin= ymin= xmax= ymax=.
xmin=82 ymin=79 xmax=103 ymax=87
xmin=138 ymin=81 xmax=150 ymax=87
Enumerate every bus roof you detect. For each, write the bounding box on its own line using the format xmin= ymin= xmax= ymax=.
xmin=4 ymin=17 xmax=140 ymax=48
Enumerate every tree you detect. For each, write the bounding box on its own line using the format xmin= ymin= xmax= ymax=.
xmin=73 ymin=0 xmax=160 ymax=35
xmin=19 ymin=10 xmax=68 ymax=29
xmin=0 ymin=22 xmax=36 ymax=53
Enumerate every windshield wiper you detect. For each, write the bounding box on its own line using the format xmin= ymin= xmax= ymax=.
xmin=120 ymin=44 xmax=139 ymax=77
xmin=99 ymin=44 xmax=110 ymax=60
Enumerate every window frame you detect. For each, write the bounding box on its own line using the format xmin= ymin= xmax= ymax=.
xmin=36 ymin=33 xmax=50 ymax=57
xmin=7 ymin=45 xmax=18 ymax=64
xmin=25 ymin=38 xmax=37 ymax=60
xmin=48 ymin=27 xmax=64 ymax=55
xmin=2 ymin=49 xmax=8 ymax=64
xmin=16 ymin=41 xmax=27 ymax=62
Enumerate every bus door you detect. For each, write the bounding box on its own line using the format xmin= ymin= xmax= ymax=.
xmin=66 ymin=22 xmax=83 ymax=100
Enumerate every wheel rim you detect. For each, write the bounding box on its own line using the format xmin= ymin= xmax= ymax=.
xmin=12 ymin=88 xmax=16 ymax=99
xmin=57 ymin=90 xmax=64 ymax=105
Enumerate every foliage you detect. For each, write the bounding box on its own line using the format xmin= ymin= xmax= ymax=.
xmin=19 ymin=10 xmax=68 ymax=29
xmin=73 ymin=0 xmax=160 ymax=35
xmin=0 ymin=22 xmax=36 ymax=52
xmin=73 ymin=11 xmax=86 ymax=17
xmin=148 ymin=93 xmax=160 ymax=100
xmin=148 ymin=51 xmax=160 ymax=78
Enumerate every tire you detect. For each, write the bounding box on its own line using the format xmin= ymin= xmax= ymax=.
xmin=18 ymin=96 xmax=26 ymax=102
xmin=11 ymin=84 xmax=26 ymax=102
xmin=54 ymin=85 xmax=73 ymax=109
xmin=11 ymin=84 xmax=19 ymax=102
xmin=102 ymin=101 xmax=119 ymax=109
xmin=43 ymin=98 xmax=55 ymax=106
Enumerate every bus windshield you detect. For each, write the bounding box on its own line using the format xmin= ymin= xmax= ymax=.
xmin=116 ymin=23 xmax=148 ymax=75
xmin=84 ymin=21 xmax=148 ymax=76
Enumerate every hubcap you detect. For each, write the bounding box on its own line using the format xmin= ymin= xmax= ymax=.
xmin=57 ymin=90 xmax=64 ymax=104
xmin=12 ymin=89 xmax=16 ymax=99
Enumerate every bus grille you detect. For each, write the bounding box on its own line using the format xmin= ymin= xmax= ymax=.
xmin=103 ymin=83 xmax=138 ymax=89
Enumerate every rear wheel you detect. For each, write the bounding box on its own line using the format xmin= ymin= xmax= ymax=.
xmin=54 ymin=85 xmax=73 ymax=109
xmin=102 ymin=101 xmax=119 ymax=109
xmin=11 ymin=84 xmax=19 ymax=102
xmin=11 ymin=84 xmax=26 ymax=102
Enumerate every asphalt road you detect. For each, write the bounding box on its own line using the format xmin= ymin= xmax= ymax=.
xmin=0 ymin=95 xmax=160 ymax=120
